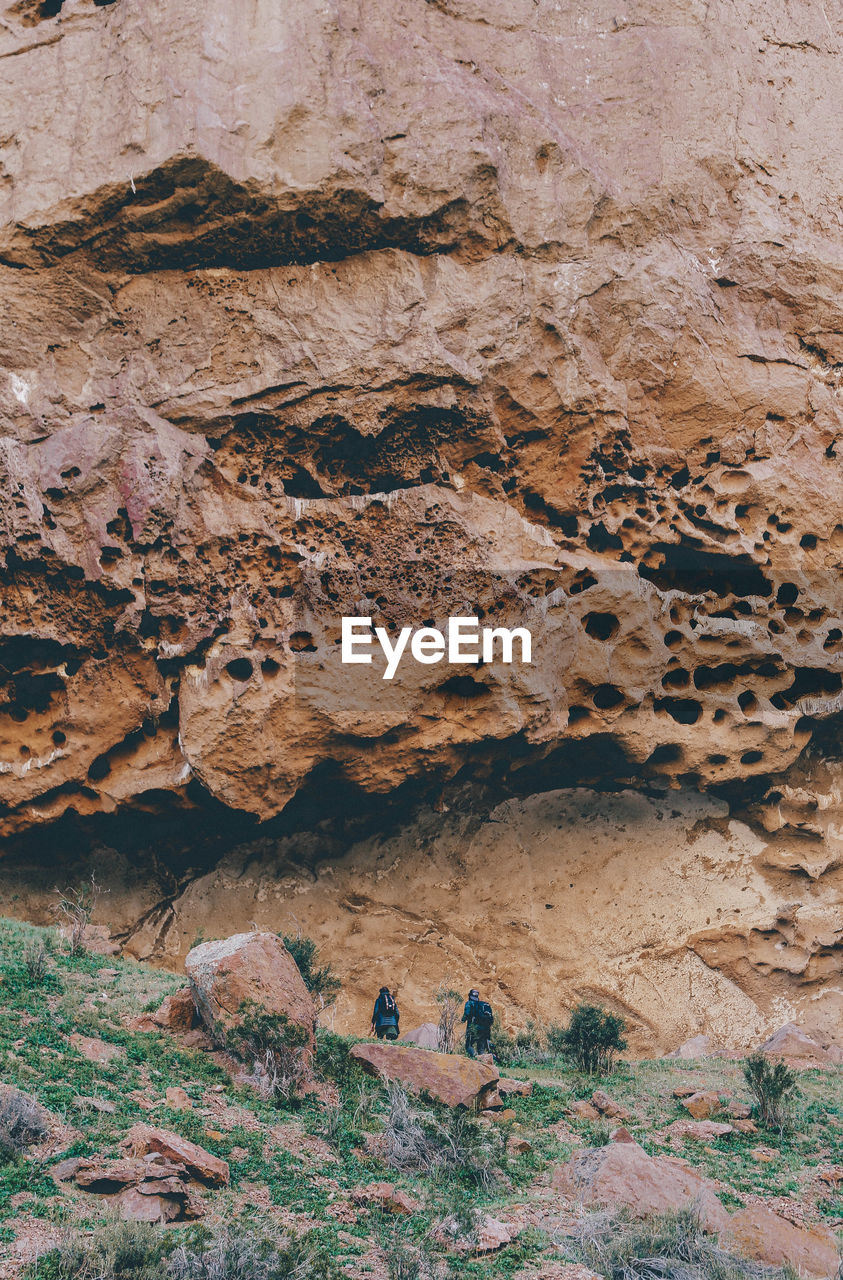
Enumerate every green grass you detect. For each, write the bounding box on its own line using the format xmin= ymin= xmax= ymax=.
xmin=0 ymin=916 xmax=840 ymax=1280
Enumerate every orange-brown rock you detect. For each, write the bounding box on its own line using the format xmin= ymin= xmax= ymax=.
xmin=552 ymin=1143 xmax=729 ymax=1234
xmin=351 ymin=1182 xmax=422 ymax=1215
xmin=121 ymin=1124 xmax=230 ymax=1187
xmin=757 ymin=1023 xmax=841 ymax=1065
xmin=349 ymin=1041 xmax=499 ymax=1109
xmin=68 ymin=1034 xmax=124 ymax=1066
xmin=725 ymin=1206 xmax=840 ymax=1279
xmin=0 ymin=0 xmax=841 ymax=1057
xmin=681 ymin=1091 xmax=722 ymax=1120
xmin=184 ymin=932 xmax=314 ymax=1052
xmin=591 ymin=1090 xmax=630 ymax=1120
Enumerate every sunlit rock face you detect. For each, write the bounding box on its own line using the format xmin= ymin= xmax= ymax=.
xmin=0 ymin=0 xmax=840 ymax=1049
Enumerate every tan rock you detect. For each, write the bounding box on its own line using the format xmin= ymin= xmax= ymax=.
xmin=609 ymin=1127 xmax=636 ymax=1144
xmin=552 ymin=1143 xmax=729 ymax=1234
xmin=349 ymin=1042 xmax=499 ymax=1110
xmin=569 ymin=1100 xmax=601 ymax=1121
xmin=121 ymin=1124 xmax=230 ymax=1187
xmin=669 ymin=1035 xmax=712 ymax=1059
xmin=68 ymin=1034 xmax=124 ymax=1065
xmin=725 ymin=1206 xmax=840 ymax=1278
xmin=507 ymin=1135 xmax=532 ymax=1156
xmin=498 ymin=1078 xmax=532 ymax=1098
xmin=667 ymin=1120 xmax=735 ymax=1142
xmin=185 ymin=932 xmax=314 ymax=1052
xmin=351 ymin=1182 xmax=422 ymax=1215
xmin=165 ymin=1087 xmax=192 ymax=1110
xmin=681 ymin=1091 xmax=722 ymax=1120
xmin=398 ymin=1023 xmax=440 ymax=1051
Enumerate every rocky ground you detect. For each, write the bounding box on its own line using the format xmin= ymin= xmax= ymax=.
xmin=0 ymin=919 xmax=839 ymax=1280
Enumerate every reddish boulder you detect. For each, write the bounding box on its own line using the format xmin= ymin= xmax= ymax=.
xmin=591 ymin=1090 xmax=630 ymax=1119
xmin=569 ymin=1100 xmax=601 ymax=1121
xmin=667 ymin=1119 xmax=735 ymax=1142
xmin=121 ymin=1124 xmax=230 ymax=1187
xmin=185 ymin=932 xmax=314 ymax=1052
xmin=155 ymin=988 xmax=198 ymax=1032
xmin=69 ymin=1033 xmax=124 ymax=1065
xmin=498 ymin=1078 xmax=533 ymax=1097
xmin=349 ymin=1041 xmax=499 ymax=1109
xmin=552 ymin=1142 xmax=729 ymax=1234
xmin=351 ymin=1182 xmax=422 ymax=1214
xmin=757 ymin=1023 xmax=839 ymax=1066
xmin=725 ymin=1206 xmax=840 ymax=1278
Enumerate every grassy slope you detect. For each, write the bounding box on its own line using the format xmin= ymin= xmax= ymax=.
xmin=0 ymin=918 xmax=840 ymax=1279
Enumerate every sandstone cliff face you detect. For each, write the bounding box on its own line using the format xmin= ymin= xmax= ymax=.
xmin=0 ymin=0 xmax=840 ymax=1047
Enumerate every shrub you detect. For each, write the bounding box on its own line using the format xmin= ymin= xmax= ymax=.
xmin=0 ymin=1087 xmax=49 ymax=1163
xmin=23 ymin=938 xmax=50 ymax=985
xmin=570 ymin=1205 xmax=796 ymax=1280
xmin=434 ymin=983 xmax=462 ymax=1053
xmin=168 ymin=1224 xmax=341 ymax=1280
xmin=53 ymin=874 xmax=101 ymax=955
xmin=384 ymin=1235 xmax=437 ymax=1280
xmin=228 ymin=1000 xmax=311 ymax=1106
xmin=314 ymin=1028 xmax=364 ymax=1091
xmin=281 ymin=933 xmax=341 ymax=1010
xmin=27 ymin=1218 xmax=168 ymax=1280
xmin=383 ymin=1083 xmax=503 ymax=1189
xmin=743 ymin=1053 xmax=799 ymax=1131
xmin=557 ymin=1002 xmax=627 ymax=1074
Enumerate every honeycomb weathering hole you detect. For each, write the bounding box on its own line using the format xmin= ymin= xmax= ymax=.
xmin=225 ymin=657 xmax=254 ymax=681
xmin=583 ymin=611 xmax=620 ymax=641
xmin=592 ymin=684 xmax=624 ymax=710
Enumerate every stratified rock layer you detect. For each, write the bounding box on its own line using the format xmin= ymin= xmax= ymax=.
xmin=0 ymin=0 xmax=840 ymax=1046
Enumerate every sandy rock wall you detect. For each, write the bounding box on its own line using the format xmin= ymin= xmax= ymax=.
xmin=0 ymin=0 xmax=840 ymax=1044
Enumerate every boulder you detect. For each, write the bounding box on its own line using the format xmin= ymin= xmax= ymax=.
xmin=434 ymin=1212 xmax=520 ymax=1254
xmin=507 ymin=1135 xmax=532 ymax=1155
xmin=681 ymin=1091 xmax=721 ymax=1120
xmin=725 ymin=1206 xmax=840 ymax=1278
xmin=185 ymin=932 xmax=314 ymax=1052
xmin=121 ymin=1124 xmax=230 ymax=1187
xmin=351 ymin=1182 xmax=422 ymax=1214
xmin=609 ymin=1127 xmax=636 ymax=1144
xmin=165 ymin=1086 xmax=193 ymax=1110
xmin=667 ymin=1120 xmax=735 ymax=1142
xmin=155 ymin=989 xmax=198 ymax=1032
xmin=552 ymin=1142 xmax=729 ymax=1234
xmin=591 ymin=1090 xmax=630 ymax=1119
xmin=669 ymin=1035 xmax=712 ymax=1059
xmin=68 ymin=1034 xmax=124 ymax=1065
xmin=399 ymin=1022 xmax=441 ymax=1051
xmin=569 ymin=1100 xmax=601 ymax=1121
xmin=349 ymin=1042 xmax=499 ymax=1109
xmin=498 ymin=1078 xmax=533 ymax=1098
xmin=757 ymin=1023 xmax=838 ymax=1065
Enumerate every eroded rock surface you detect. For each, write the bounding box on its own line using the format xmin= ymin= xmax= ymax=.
xmin=0 ymin=0 xmax=841 ymax=1046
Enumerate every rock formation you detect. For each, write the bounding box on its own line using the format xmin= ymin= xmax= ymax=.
xmin=0 ymin=0 xmax=840 ymax=1048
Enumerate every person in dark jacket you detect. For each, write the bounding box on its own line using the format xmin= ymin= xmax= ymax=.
xmin=462 ymin=987 xmax=494 ymax=1057
xmin=370 ymin=987 xmax=400 ymax=1039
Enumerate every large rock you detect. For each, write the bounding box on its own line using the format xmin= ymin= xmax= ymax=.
xmin=349 ymin=1042 xmax=499 ymax=1109
xmin=0 ymin=0 xmax=842 ymax=1061
xmin=184 ymin=932 xmax=314 ymax=1051
xmin=121 ymin=1124 xmax=230 ymax=1187
xmin=399 ymin=1023 xmax=441 ymax=1051
xmin=757 ymin=1023 xmax=840 ymax=1065
xmin=725 ymin=1206 xmax=840 ymax=1278
xmin=552 ymin=1142 xmax=730 ymax=1234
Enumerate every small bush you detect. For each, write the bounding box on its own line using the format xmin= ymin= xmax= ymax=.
xmin=28 ymin=1218 xmax=168 ymax=1280
xmin=228 ymin=1000 xmax=311 ymax=1107
xmin=570 ymin=1205 xmax=795 ymax=1280
xmin=281 ymin=933 xmax=341 ymax=1010
xmin=23 ymin=938 xmax=51 ymax=985
xmin=0 ymin=1087 xmax=49 ymax=1163
xmin=384 ymin=1235 xmax=437 ymax=1280
xmin=53 ymin=874 xmax=101 ymax=955
xmin=743 ymin=1053 xmax=799 ymax=1131
xmin=314 ymin=1028 xmax=364 ymax=1091
xmin=557 ymin=1002 xmax=627 ymax=1074
xmin=168 ymin=1224 xmax=341 ymax=1280
xmin=434 ymin=983 xmax=462 ymax=1054
xmin=383 ymin=1083 xmax=503 ymax=1189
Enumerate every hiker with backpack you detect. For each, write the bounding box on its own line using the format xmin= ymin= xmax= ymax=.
xmin=462 ymin=988 xmax=494 ymax=1057
xmin=370 ymin=986 xmax=400 ymax=1040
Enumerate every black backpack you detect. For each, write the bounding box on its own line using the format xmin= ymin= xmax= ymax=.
xmin=473 ymin=999 xmax=493 ymax=1026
